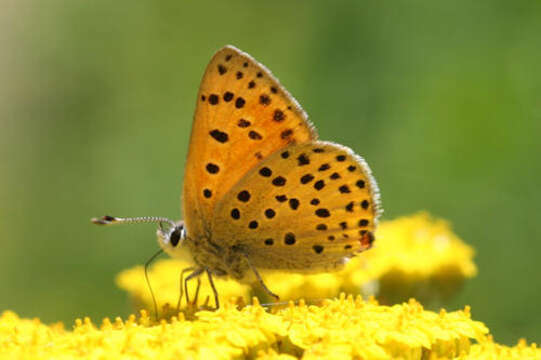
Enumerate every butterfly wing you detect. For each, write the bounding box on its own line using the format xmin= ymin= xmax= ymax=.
xmin=183 ymin=46 xmax=318 ymax=237
xmin=212 ymin=141 xmax=381 ymax=273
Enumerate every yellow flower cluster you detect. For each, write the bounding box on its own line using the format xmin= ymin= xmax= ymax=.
xmin=362 ymin=212 xmax=477 ymax=304
xmin=465 ymin=337 xmax=541 ymax=359
xmin=117 ymin=259 xmax=251 ymax=315
xmin=5 ymin=295 xmax=532 ymax=360
xmin=0 ymin=213 xmax=502 ymax=359
xmin=117 ymin=213 xmax=477 ymax=311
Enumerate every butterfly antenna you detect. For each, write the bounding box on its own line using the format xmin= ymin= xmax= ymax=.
xmin=144 ymin=248 xmax=164 ymax=321
xmin=91 ymin=215 xmax=176 ymax=229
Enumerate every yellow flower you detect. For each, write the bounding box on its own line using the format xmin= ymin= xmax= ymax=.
xmin=365 ymin=212 xmax=478 ymax=304
xmin=279 ymin=295 xmax=488 ymax=359
xmin=0 ymin=295 xmax=503 ymax=359
xmin=462 ymin=336 xmax=541 ymax=359
xmin=0 ymin=301 xmax=288 ymax=360
xmin=117 ymin=213 xmax=477 ymax=312
xmin=255 ymin=348 xmax=298 ymax=360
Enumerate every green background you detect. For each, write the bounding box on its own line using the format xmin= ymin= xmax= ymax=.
xmin=1 ymin=0 xmax=539 ymax=345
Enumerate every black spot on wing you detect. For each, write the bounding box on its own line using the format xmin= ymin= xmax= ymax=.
xmin=237 ymin=190 xmax=250 ymax=202
xmin=209 ymin=94 xmax=219 ymax=105
xmin=209 ymin=129 xmax=228 ymax=143
xmin=235 ymin=97 xmax=246 ymax=109
xmin=206 ymin=163 xmax=219 ymax=174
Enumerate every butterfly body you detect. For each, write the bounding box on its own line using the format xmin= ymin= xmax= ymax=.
xmin=182 ymin=233 xmax=246 ymax=280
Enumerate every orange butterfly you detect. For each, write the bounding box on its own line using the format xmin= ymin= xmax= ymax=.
xmin=93 ymin=45 xmax=381 ymax=308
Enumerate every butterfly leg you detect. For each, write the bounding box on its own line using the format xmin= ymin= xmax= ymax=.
xmin=243 ymin=254 xmax=280 ymax=301
xmin=192 ymin=276 xmax=202 ymax=306
xmin=184 ymin=268 xmax=204 ymax=305
xmin=177 ymin=266 xmax=196 ymax=311
xmin=206 ymin=269 xmax=220 ymax=309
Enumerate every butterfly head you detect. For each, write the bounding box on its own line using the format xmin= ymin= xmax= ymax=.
xmin=156 ymin=221 xmax=186 ymax=256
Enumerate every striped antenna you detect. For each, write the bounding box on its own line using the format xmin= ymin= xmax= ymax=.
xmin=91 ymin=215 xmax=176 ymax=229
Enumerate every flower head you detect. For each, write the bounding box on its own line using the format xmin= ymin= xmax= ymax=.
xmin=0 ymin=296 xmax=509 ymax=359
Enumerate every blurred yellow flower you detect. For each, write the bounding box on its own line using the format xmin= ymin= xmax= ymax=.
xmin=361 ymin=212 xmax=478 ymax=304
xmin=117 ymin=258 xmax=251 ymax=316
xmin=463 ymin=336 xmax=541 ymax=359
xmin=6 ymin=295 xmax=533 ymax=360
xmin=117 ymin=212 xmax=477 ymax=312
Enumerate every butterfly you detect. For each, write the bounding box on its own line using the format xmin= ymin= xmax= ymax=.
xmin=93 ymin=45 xmax=381 ymax=309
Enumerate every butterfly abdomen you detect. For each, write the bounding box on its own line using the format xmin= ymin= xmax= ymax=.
xmin=184 ymin=235 xmax=250 ymax=280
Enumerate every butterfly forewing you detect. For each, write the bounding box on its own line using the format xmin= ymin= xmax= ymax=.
xmin=213 ymin=141 xmax=381 ymax=272
xmin=183 ymin=46 xmax=318 ymax=237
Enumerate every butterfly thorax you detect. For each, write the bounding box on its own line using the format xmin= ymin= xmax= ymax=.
xmin=183 ymin=234 xmax=249 ymax=280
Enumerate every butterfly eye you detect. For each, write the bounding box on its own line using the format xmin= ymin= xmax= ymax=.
xmin=170 ymin=227 xmax=182 ymax=247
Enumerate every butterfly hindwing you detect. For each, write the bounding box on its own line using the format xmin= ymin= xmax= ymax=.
xmin=212 ymin=141 xmax=381 ymax=272
xmin=183 ymin=46 xmax=318 ymax=237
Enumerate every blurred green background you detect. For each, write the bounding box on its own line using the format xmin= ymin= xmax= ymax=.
xmin=1 ymin=0 xmax=540 ymax=345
